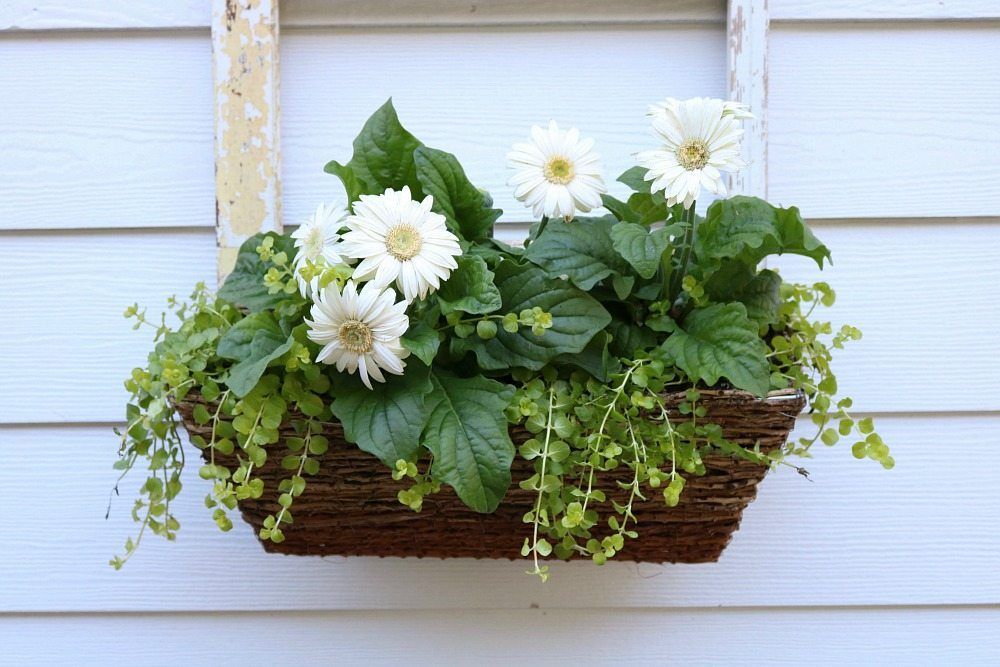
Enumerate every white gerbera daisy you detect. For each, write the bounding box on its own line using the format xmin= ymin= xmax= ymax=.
xmin=637 ymin=97 xmax=748 ymax=209
xmin=305 ymin=279 xmax=410 ymax=390
xmin=507 ymin=120 xmax=606 ymax=221
xmin=648 ymin=97 xmax=755 ymax=123
xmin=291 ymin=202 xmax=349 ymax=296
xmin=339 ymin=186 xmax=462 ymax=302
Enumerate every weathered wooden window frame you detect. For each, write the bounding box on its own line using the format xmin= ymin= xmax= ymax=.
xmin=211 ymin=0 xmax=768 ymax=277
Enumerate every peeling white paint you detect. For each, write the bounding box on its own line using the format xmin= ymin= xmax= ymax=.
xmin=728 ymin=0 xmax=769 ymax=199
xmin=212 ymin=0 xmax=281 ymax=278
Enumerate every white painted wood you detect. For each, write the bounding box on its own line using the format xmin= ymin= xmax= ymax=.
xmin=3 ymin=221 xmax=989 ymax=424
xmin=0 ymin=1 xmax=210 ymax=30
xmin=10 ymin=0 xmax=995 ymax=33
xmin=3 ymin=607 xmax=999 ymax=665
xmin=0 ymin=33 xmax=214 ymax=230
xmin=0 ymin=230 xmax=217 ymax=424
xmin=2 ymin=414 xmax=997 ymax=612
xmin=727 ymin=0 xmax=769 ymax=198
xmin=213 ymin=0 xmax=282 ymax=277
xmin=769 ymin=219 xmax=1000 ymax=413
xmin=2 ymin=2 xmax=998 ymax=651
xmin=0 ymin=0 xmax=725 ymax=31
xmin=283 ymin=0 xmax=726 ymax=27
xmin=17 ymin=23 xmax=994 ymax=229
xmin=768 ymin=23 xmax=1000 ymax=219
xmin=280 ymin=26 xmax=726 ymax=228
xmin=772 ymin=0 xmax=1000 ymax=21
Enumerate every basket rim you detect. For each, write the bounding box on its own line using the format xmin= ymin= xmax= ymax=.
xmin=659 ymin=386 xmax=806 ymax=403
xmin=174 ymin=386 xmax=806 ymax=405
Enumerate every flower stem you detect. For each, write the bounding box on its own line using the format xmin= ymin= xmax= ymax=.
xmin=666 ymin=203 xmax=698 ymax=301
xmin=530 ymin=216 xmax=550 ymax=245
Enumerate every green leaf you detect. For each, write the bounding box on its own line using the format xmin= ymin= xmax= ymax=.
xmin=453 ymin=261 xmax=611 ymax=371
xmin=601 ymin=194 xmax=639 ymax=223
xmin=217 ymin=312 xmax=294 ymax=397
xmin=522 ymin=215 xmax=628 ymax=290
xmin=218 ymin=232 xmax=297 ymax=312
xmin=626 ymin=193 xmax=668 ymax=225
xmin=423 ymin=372 xmax=515 ymax=513
xmin=553 ymin=331 xmax=619 ymax=382
xmin=324 ymin=99 xmax=423 ymax=197
xmin=611 ymin=274 xmax=635 ymax=299
xmin=660 ymin=303 xmax=770 ymax=396
xmin=703 ymin=262 xmax=783 ymax=327
xmin=323 ymin=161 xmax=370 ymax=210
xmin=400 ymin=320 xmax=441 ymax=366
xmin=330 ymin=364 xmax=434 ymax=467
xmin=607 ymin=320 xmax=659 ymax=358
xmin=610 ymin=222 xmax=681 ymax=279
xmin=696 ymin=196 xmax=831 ymax=269
xmin=617 ymin=166 xmax=651 ymax=193
xmin=414 ymin=146 xmax=502 ymax=241
xmin=436 ymin=255 xmax=503 ymax=316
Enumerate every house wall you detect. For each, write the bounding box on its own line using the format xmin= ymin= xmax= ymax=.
xmin=1 ymin=2 xmax=997 ymax=664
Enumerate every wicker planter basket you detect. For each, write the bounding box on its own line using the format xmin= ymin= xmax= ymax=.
xmin=176 ymin=388 xmax=804 ymax=563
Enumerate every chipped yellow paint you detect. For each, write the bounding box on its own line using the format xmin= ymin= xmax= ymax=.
xmin=213 ymin=0 xmax=281 ymax=279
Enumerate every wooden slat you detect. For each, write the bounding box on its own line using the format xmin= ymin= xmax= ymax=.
xmin=769 ymin=219 xmax=1000 ymax=413
xmin=727 ymin=0 xmax=769 ymax=198
xmin=280 ymin=26 xmax=726 ymax=227
xmin=772 ymin=0 xmax=1000 ymax=21
xmin=0 ymin=1 xmax=725 ymax=31
xmin=9 ymin=0 xmax=996 ymax=32
xmin=213 ymin=0 xmax=281 ymax=278
xmin=4 ymin=607 xmax=1000 ymax=664
xmin=2 ymin=414 xmax=998 ymax=611
xmin=0 ymin=229 xmax=217 ymax=423
xmin=768 ymin=22 xmax=1000 ymax=219
xmin=0 ymin=32 xmax=213 ymax=230
xmin=281 ymin=0 xmax=726 ymax=27
xmin=1 ymin=221 xmax=996 ymax=423
xmin=0 ymin=0 xmax=210 ymax=30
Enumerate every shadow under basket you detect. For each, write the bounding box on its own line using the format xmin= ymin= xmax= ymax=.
xmin=176 ymin=388 xmax=805 ymax=563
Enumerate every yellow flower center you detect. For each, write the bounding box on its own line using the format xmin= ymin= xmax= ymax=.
xmin=385 ymin=224 xmax=423 ymax=261
xmin=338 ymin=319 xmax=374 ymax=354
xmin=543 ymin=156 xmax=575 ymax=185
xmin=676 ymin=139 xmax=710 ymax=171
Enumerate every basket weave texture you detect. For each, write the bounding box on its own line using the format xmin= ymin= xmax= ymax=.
xmin=176 ymin=388 xmax=804 ymax=563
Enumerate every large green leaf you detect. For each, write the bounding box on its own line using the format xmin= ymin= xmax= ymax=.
xmin=696 ymin=196 xmax=831 ymax=269
xmin=436 ymin=255 xmax=503 ymax=316
xmin=610 ymin=222 xmax=683 ymax=279
xmin=453 ymin=261 xmax=611 ymax=371
xmin=414 ymin=146 xmax=502 ymax=241
xmin=323 ymin=99 xmax=424 ymax=197
xmin=218 ymin=232 xmax=297 ymax=312
xmin=522 ymin=216 xmax=628 ymax=290
xmin=423 ymin=373 xmax=515 ymax=513
xmin=660 ymin=303 xmax=770 ymax=396
xmin=217 ymin=312 xmax=294 ymax=397
xmin=703 ymin=261 xmax=783 ymax=328
xmin=330 ymin=364 xmax=434 ymax=467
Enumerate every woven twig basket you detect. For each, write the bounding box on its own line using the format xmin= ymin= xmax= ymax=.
xmin=176 ymin=388 xmax=804 ymax=563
